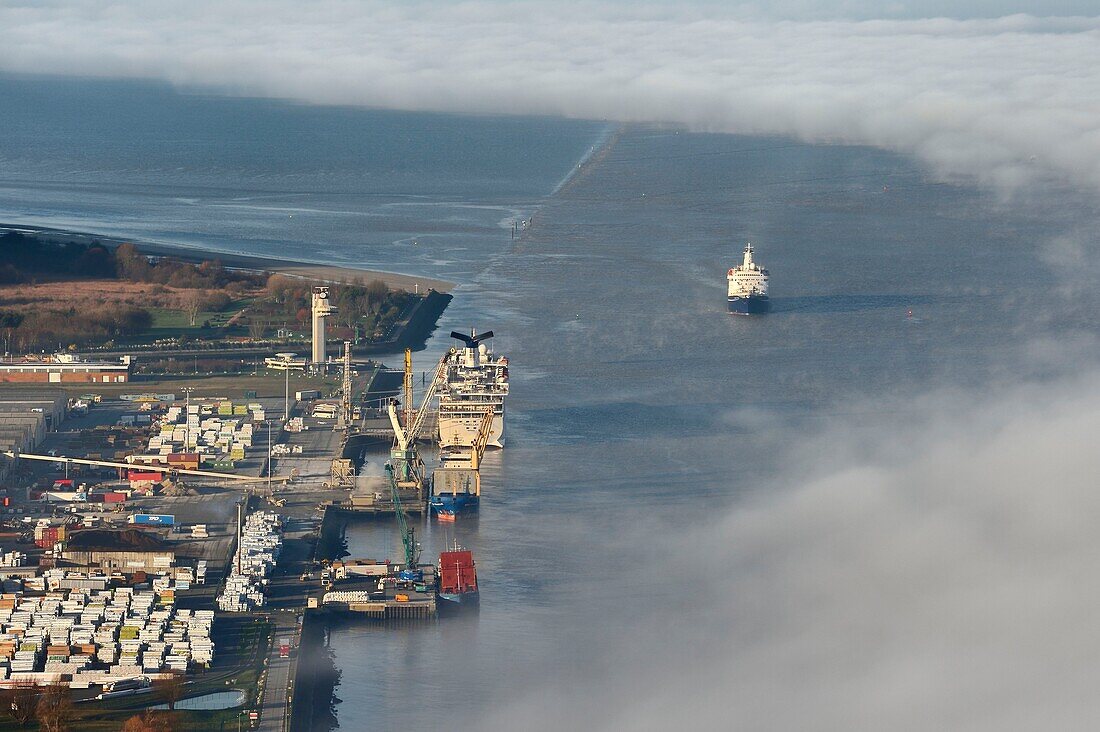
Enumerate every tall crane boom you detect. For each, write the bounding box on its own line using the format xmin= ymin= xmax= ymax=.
xmin=387 ymin=348 xmax=453 ymax=450
xmin=403 ymin=349 xmax=413 ymax=432
xmin=386 ymin=463 xmax=419 ymax=572
xmin=470 ymin=408 xmax=494 ymax=472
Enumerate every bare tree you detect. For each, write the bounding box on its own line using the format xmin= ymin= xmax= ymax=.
xmin=3 ymin=682 xmax=37 ymax=726
xmin=247 ymin=317 xmax=267 ymax=339
xmin=156 ymin=672 xmax=187 ymax=711
xmin=366 ymin=279 xmax=389 ymax=308
xmin=182 ymin=289 xmax=203 ymax=327
xmin=36 ymin=684 xmax=73 ymax=732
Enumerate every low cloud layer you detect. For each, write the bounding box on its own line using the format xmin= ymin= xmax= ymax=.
xmin=1 ymin=3 xmax=1099 ymax=191
xmin=482 ymin=369 xmax=1100 ymax=730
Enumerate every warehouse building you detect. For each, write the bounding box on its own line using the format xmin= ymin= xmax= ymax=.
xmin=59 ymin=530 xmax=175 ymax=575
xmin=0 ymin=390 xmax=68 ymax=484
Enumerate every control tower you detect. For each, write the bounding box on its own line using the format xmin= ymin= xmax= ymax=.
xmin=311 ymin=286 xmax=337 ymax=365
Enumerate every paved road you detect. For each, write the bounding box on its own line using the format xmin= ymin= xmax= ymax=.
xmin=256 ymin=611 xmax=301 ymax=732
xmin=253 ymin=423 xmax=338 ymax=732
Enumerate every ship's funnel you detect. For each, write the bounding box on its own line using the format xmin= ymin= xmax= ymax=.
xmin=450 ymin=331 xmax=494 ymax=348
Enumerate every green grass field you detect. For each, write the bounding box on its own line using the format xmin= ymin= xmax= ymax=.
xmin=145 ymin=298 xmax=257 ymax=340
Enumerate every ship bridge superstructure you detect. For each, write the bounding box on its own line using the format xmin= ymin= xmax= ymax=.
xmin=727 ymin=243 xmax=769 ymax=298
xmin=438 ymin=330 xmax=509 ymax=448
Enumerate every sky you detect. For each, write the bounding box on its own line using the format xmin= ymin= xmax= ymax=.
xmin=1 ymin=2 xmax=1099 ymax=192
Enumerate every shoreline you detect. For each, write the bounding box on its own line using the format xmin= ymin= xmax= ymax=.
xmin=0 ymin=223 xmax=455 ymax=294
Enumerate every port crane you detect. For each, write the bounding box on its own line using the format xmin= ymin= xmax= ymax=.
xmin=383 ymin=347 xmax=452 ymax=574
xmin=385 ymin=461 xmax=421 ymax=577
xmin=386 ymin=348 xmax=451 ymax=453
xmin=384 ymin=348 xmax=452 ymax=500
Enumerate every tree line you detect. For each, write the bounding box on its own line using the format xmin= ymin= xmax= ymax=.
xmin=252 ymin=274 xmax=411 ymax=341
xmin=0 ymin=232 xmax=264 ymax=290
xmin=0 ymin=234 xmax=257 ymax=351
xmin=0 ymin=305 xmax=153 ymax=353
xmin=0 ymin=232 xmax=416 ymax=350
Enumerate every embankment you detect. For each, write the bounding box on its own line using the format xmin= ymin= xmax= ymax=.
xmin=356 ymin=289 xmax=453 ymax=355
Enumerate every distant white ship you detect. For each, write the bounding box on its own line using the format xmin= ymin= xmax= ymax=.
xmin=437 ymin=330 xmax=508 ymax=448
xmin=727 ymin=242 xmax=770 ymax=314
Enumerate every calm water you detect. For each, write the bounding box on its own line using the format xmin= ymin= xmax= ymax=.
xmin=0 ymin=75 xmax=608 ymax=282
xmin=4 ymin=76 xmax=1099 ymax=730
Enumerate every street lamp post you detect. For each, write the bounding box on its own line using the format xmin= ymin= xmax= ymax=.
xmin=267 ymin=419 xmax=272 ymax=497
xmin=181 ymin=387 xmax=194 ymax=452
xmin=276 ymin=352 xmax=296 ymax=422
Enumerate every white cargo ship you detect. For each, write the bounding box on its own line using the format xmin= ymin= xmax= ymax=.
xmin=727 ymin=242 xmax=770 ymax=314
xmin=437 ymin=330 xmax=508 ymax=448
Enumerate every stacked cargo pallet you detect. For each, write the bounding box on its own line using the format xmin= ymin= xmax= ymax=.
xmin=216 ymin=511 xmax=283 ymax=612
xmin=173 ymin=565 xmax=194 ymax=591
xmin=0 ymin=585 xmax=214 ymax=685
xmin=147 ymin=398 xmax=268 ymax=471
xmin=0 ymin=549 xmax=27 ymax=567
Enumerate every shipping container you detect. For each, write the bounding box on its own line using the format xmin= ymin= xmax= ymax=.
xmin=128 ymin=514 xmax=175 ymax=526
xmin=166 ymin=452 xmax=200 ymax=467
xmin=126 ymin=471 xmax=163 ymax=483
xmin=41 ymin=492 xmax=83 ymax=503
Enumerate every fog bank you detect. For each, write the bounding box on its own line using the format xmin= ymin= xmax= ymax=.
xmin=2 ymin=3 xmax=1099 ymax=191
xmin=481 ymin=368 xmax=1100 ymax=730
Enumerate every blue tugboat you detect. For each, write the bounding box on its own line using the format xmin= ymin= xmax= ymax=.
xmin=727 ymin=243 xmax=770 ymax=314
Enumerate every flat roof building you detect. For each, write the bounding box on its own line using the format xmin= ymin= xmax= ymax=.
xmin=60 ymin=529 xmax=175 ymax=574
xmin=0 ymin=354 xmax=130 ymax=384
xmin=0 ymin=389 xmax=68 ymax=484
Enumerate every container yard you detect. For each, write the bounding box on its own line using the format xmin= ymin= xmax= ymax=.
xmin=138 ymin=398 xmax=266 ymax=470
xmin=0 ymin=585 xmax=214 ymax=686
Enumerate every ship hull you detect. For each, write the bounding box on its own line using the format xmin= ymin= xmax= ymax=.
xmin=438 ymin=410 xmax=505 ymax=448
xmin=728 ymin=295 xmax=770 ymax=315
xmin=437 ymin=590 xmax=480 ymax=612
xmin=429 ymin=493 xmax=479 ymax=519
